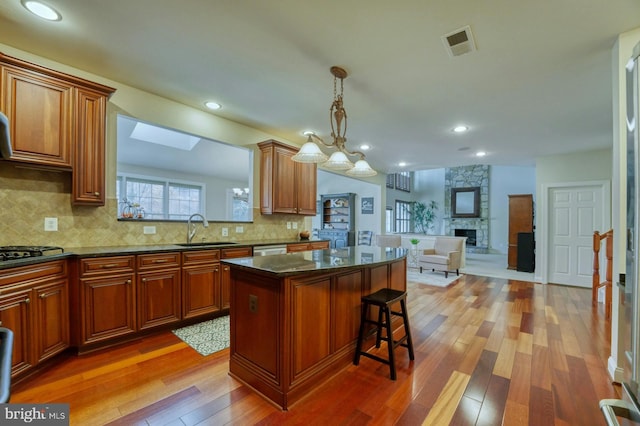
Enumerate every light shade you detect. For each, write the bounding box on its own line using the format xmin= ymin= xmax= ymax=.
xmin=291 ymin=140 xmax=328 ymax=163
xmin=346 ymin=159 xmax=377 ymax=177
xmin=324 ymin=151 xmax=354 ymax=170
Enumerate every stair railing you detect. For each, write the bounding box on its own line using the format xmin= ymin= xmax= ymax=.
xmin=593 ymin=229 xmax=613 ymax=319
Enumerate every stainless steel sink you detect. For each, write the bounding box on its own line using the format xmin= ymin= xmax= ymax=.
xmin=176 ymin=242 xmax=237 ymax=247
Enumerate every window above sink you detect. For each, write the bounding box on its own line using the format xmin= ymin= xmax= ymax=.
xmin=116 ymin=114 xmax=254 ymax=223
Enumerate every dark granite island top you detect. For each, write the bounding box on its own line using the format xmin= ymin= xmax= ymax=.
xmin=224 ymin=246 xmax=408 ymax=410
xmin=221 ymin=246 xmax=407 ymax=277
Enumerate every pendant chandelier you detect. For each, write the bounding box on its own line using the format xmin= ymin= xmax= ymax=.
xmin=292 ymin=66 xmax=377 ymax=177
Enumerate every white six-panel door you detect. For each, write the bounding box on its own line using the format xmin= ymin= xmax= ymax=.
xmin=548 ymin=185 xmax=604 ymax=287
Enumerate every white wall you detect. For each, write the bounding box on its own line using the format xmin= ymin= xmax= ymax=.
xmin=314 ymin=170 xmax=382 ymax=235
xmin=489 ymin=166 xmax=536 ymax=254
xmin=412 ymin=169 xmax=446 ymax=234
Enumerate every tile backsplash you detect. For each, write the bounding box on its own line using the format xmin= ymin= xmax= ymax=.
xmin=0 ymin=165 xmax=306 ymax=248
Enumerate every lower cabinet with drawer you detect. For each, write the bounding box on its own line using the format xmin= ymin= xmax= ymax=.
xmin=137 ymin=252 xmax=181 ymax=330
xmin=182 ymin=249 xmax=221 ymax=319
xmin=0 ymin=260 xmax=69 ymax=378
xmin=77 ymin=255 xmax=136 ymax=346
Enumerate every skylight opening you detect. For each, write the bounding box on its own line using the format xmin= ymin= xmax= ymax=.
xmin=130 ymin=122 xmax=200 ymax=151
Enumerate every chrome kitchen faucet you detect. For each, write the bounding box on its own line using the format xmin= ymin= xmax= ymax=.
xmin=187 ymin=213 xmax=209 ymax=244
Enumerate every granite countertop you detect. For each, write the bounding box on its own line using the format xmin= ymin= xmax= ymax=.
xmin=222 ymin=246 xmax=408 ymax=277
xmin=0 ymin=238 xmax=330 ymax=270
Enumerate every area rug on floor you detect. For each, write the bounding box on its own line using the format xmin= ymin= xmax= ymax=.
xmin=407 ymin=269 xmax=462 ymax=287
xmin=172 ymin=315 xmax=230 ymax=356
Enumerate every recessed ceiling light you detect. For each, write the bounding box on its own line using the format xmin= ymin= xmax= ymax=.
xmin=453 ymin=125 xmax=469 ymax=133
xmin=475 ymin=151 xmax=487 ymax=157
xmin=204 ymin=101 xmax=221 ymax=110
xmin=398 ymin=162 xmax=407 ymax=167
xmin=21 ymin=0 xmax=61 ymax=21
xmin=359 ymin=144 xmax=371 ymax=151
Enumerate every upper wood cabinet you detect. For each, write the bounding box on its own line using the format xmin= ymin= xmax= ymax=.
xmin=72 ymin=87 xmax=110 ymax=205
xmin=258 ymin=139 xmax=317 ymax=215
xmin=0 ymin=52 xmax=115 ymax=205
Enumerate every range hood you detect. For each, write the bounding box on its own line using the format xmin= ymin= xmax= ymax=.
xmin=0 ymin=112 xmax=12 ymax=159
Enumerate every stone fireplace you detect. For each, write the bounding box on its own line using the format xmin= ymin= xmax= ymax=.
xmin=444 ymin=165 xmax=489 ymax=253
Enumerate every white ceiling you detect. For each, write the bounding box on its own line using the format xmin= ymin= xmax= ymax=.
xmin=1 ymin=0 xmax=639 ymax=174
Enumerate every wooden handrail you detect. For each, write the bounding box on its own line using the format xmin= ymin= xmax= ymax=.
xmin=593 ymin=229 xmax=613 ymax=319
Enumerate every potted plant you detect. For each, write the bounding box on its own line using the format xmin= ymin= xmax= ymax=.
xmin=408 ymin=200 xmax=439 ymax=234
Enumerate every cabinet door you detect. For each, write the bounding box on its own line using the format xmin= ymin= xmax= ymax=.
xmin=182 ymin=265 xmax=221 ymax=319
xmin=34 ymin=278 xmax=69 ymax=363
xmin=295 ymin=161 xmax=317 ymax=215
xmin=221 ymin=264 xmax=231 ymax=310
xmin=82 ymin=273 xmax=136 ymax=344
xmin=0 ymin=65 xmax=73 ymax=168
xmin=272 ymin=145 xmax=297 ymax=214
xmin=72 ymin=87 xmax=108 ymax=205
xmin=0 ymin=288 xmax=33 ymax=376
xmin=137 ymin=269 xmax=181 ymax=330
xmin=221 ymin=247 xmax=252 ymax=310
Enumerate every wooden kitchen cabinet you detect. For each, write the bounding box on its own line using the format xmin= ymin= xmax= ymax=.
xmin=0 ymin=52 xmax=115 ymax=205
xmin=78 ymin=256 xmax=136 ymax=345
xmin=0 ymin=62 xmax=73 ymax=168
xmin=0 ymin=287 xmax=33 ymax=377
xmin=182 ymin=250 xmax=222 ymax=319
xmin=221 ymin=246 xmax=253 ymax=310
xmin=136 ymin=252 xmax=181 ymax=330
xmin=258 ymin=139 xmax=317 ymax=215
xmin=34 ymin=278 xmax=69 ymax=364
xmin=0 ymin=260 xmax=68 ymax=378
xmin=72 ymin=87 xmax=110 ymax=205
xmin=287 ymin=240 xmax=330 ymax=253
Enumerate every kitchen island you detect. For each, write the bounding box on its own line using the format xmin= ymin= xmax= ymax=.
xmin=222 ymin=246 xmax=407 ymax=410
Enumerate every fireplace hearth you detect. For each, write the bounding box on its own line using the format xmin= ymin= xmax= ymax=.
xmin=455 ymin=229 xmax=477 ymax=246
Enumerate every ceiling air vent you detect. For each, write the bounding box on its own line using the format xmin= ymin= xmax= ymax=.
xmin=441 ymin=25 xmax=476 ymax=57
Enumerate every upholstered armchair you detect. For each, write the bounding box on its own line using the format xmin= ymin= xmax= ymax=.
xmin=375 ymin=234 xmax=402 ymax=248
xmin=418 ymin=237 xmax=464 ymax=278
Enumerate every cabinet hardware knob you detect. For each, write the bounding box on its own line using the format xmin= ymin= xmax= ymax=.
xmin=39 ymin=293 xmax=46 ymax=299
xmin=126 ymin=280 xmax=132 ymax=284
xmin=0 ymin=321 xmax=2 ymax=326
xmin=24 ymin=297 xmax=30 ymax=304
xmin=142 ymin=278 xmax=147 ymax=282
xmin=94 ymin=192 xmax=100 ymax=196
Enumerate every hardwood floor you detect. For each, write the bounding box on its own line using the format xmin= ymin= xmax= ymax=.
xmin=11 ymin=273 xmax=618 ymax=425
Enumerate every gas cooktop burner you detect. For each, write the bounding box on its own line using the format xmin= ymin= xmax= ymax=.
xmin=0 ymin=246 xmax=64 ymax=261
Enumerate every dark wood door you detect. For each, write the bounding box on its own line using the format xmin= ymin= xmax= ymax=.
xmin=508 ymin=194 xmax=534 ymax=269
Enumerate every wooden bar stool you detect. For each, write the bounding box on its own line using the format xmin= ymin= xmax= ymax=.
xmin=353 ymin=288 xmax=414 ymax=380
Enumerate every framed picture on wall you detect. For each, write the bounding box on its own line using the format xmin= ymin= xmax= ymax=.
xmin=361 ymin=197 xmax=374 ymax=214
